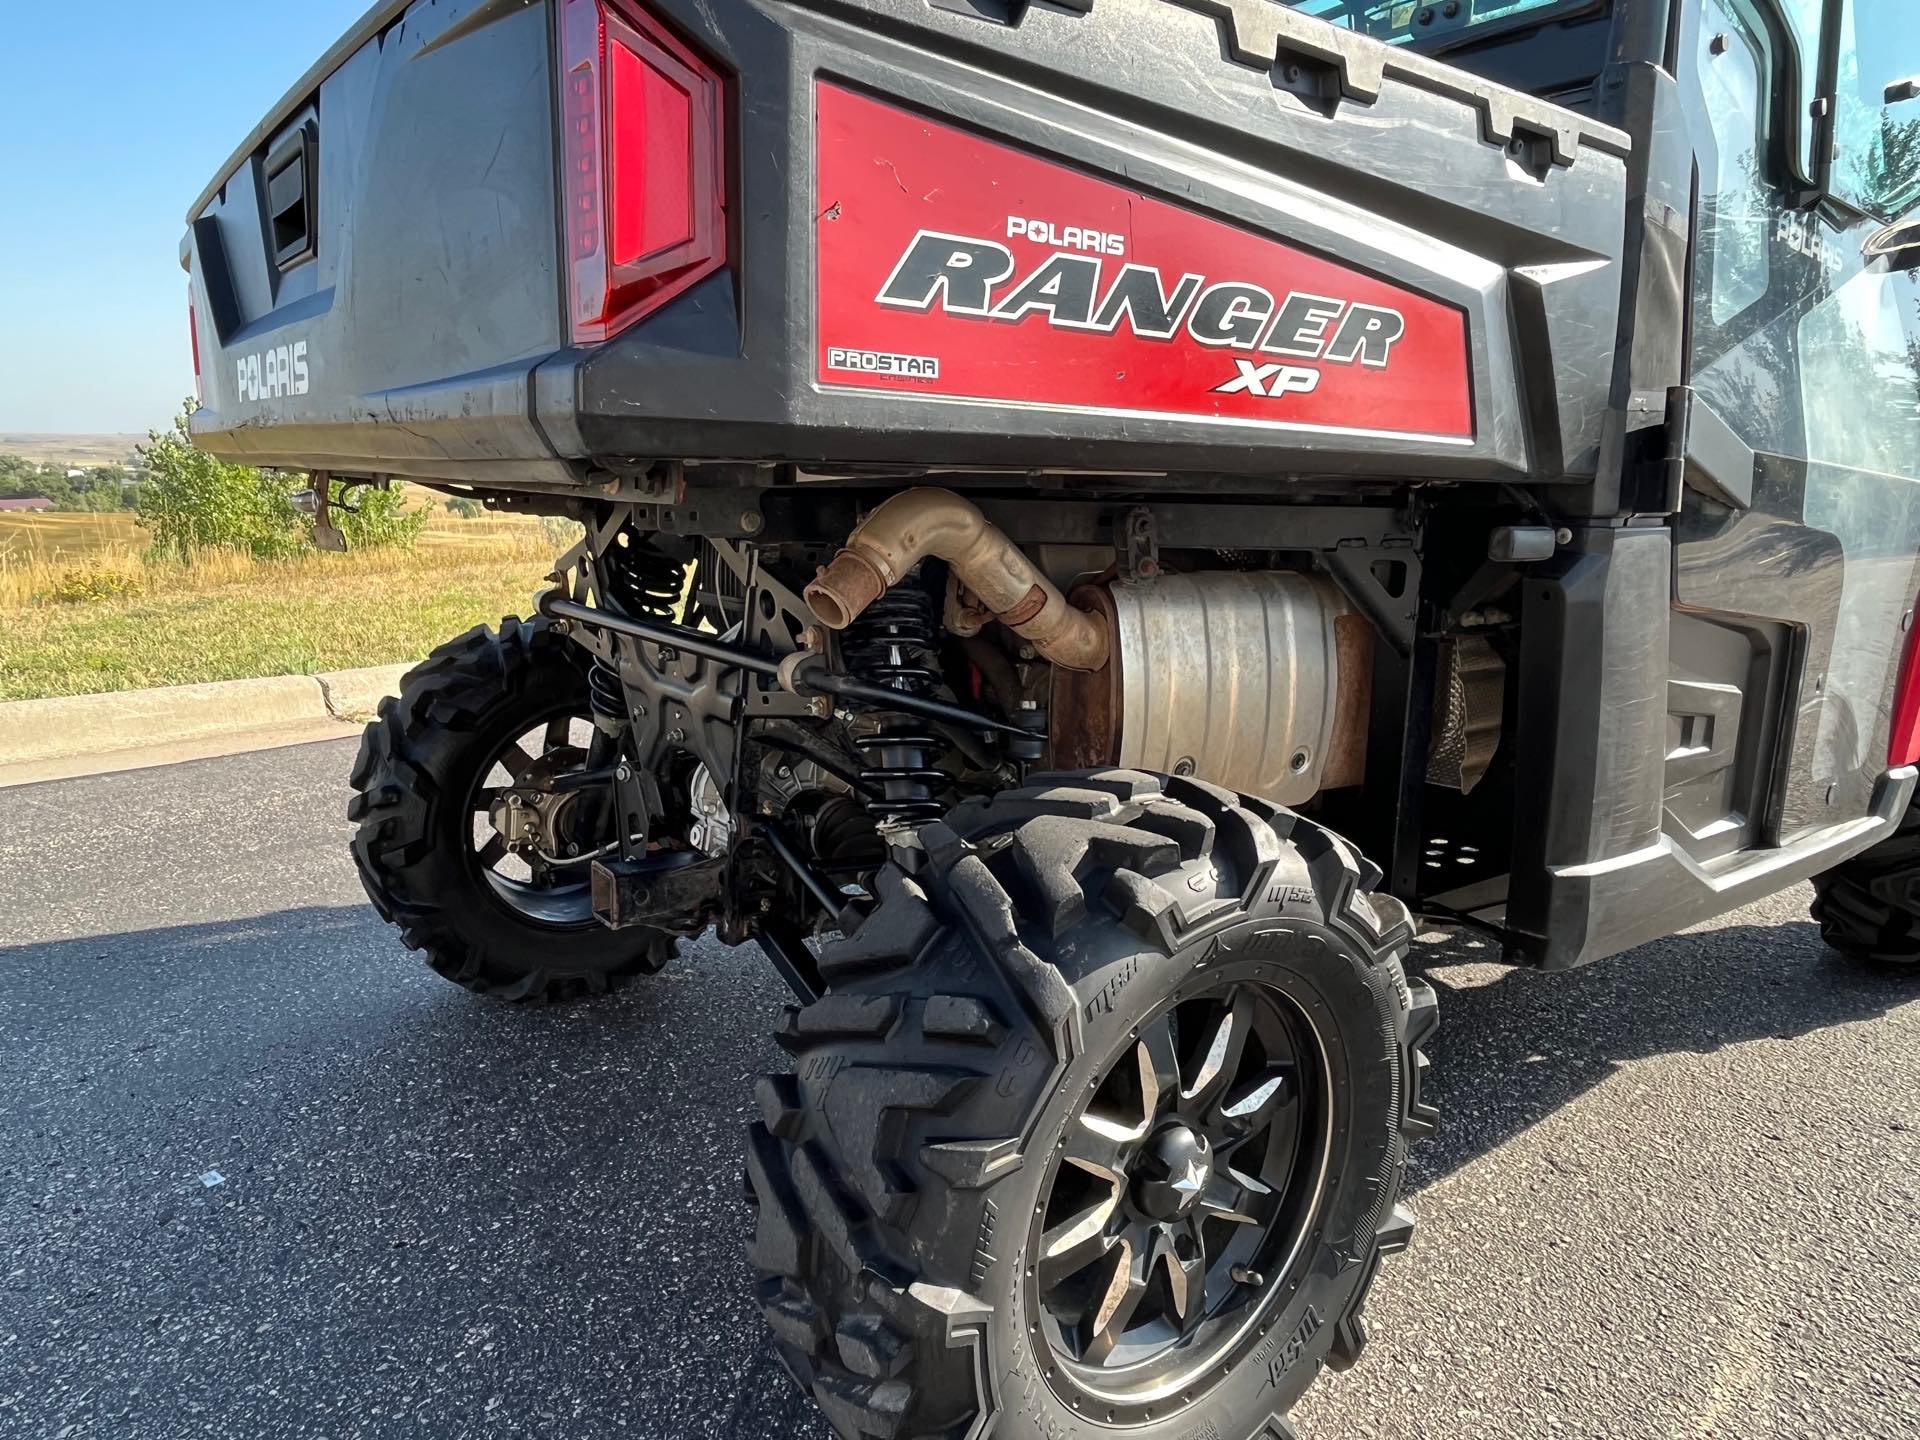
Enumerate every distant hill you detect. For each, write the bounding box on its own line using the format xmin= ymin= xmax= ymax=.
xmin=0 ymin=434 xmax=146 ymax=469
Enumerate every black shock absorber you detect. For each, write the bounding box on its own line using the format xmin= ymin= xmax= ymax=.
xmin=600 ymin=534 xmax=687 ymax=624
xmin=585 ymin=662 xmax=627 ymax=727
xmin=842 ymin=582 xmax=948 ymax=828
xmin=587 ymin=535 xmax=687 ymax=724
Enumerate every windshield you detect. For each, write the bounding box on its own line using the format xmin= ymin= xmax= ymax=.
xmin=1281 ymin=0 xmax=1591 ymax=47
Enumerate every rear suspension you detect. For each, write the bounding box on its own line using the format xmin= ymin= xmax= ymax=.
xmin=587 ymin=536 xmax=687 ymax=726
xmin=841 ymin=580 xmax=948 ymax=829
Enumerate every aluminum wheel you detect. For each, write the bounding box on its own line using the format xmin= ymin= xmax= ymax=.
xmin=467 ymin=708 xmax=610 ymax=928
xmin=1031 ymin=980 xmax=1330 ymax=1398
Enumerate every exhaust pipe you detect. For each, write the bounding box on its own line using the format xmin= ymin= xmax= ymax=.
xmin=805 ymin=488 xmax=1111 ymax=672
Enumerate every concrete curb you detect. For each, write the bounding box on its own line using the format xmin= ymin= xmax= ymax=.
xmin=0 ymin=663 xmax=414 ymax=770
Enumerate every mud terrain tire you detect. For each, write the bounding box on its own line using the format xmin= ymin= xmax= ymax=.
xmin=348 ymin=616 xmax=675 ymax=1001
xmin=747 ymin=770 xmax=1437 ymax=1440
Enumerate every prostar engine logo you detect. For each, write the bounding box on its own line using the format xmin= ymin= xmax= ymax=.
xmin=874 ymin=228 xmax=1409 ymax=402
xmin=235 ymin=339 xmax=311 ymax=403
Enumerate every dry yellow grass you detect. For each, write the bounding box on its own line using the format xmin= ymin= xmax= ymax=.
xmin=0 ymin=510 xmax=573 ymax=700
xmin=0 ymin=507 xmax=557 ymax=610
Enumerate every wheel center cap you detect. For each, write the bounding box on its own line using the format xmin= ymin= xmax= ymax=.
xmin=1134 ymin=1124 xmax=1212 ymax=1220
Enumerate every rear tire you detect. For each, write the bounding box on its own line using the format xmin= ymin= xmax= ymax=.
xmin=348 ymin=616 xmax=677 ymax=1001
xmin=747 ymin=770 xmax=1437 ymax=1440
xmin=1811 ymin=797 xmax=1920 ymax=967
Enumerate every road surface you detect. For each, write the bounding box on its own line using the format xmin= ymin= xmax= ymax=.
xmin=2 ymin=741 xmax=1915 ymax=1438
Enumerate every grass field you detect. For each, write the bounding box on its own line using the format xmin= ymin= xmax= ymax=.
xmin=0 ymin=509 xmax=145 ymax=569
xmin=0 ymin=433 xmax=145 ymax=468
xmin=0 ymin=506 xmax=568 ymax=701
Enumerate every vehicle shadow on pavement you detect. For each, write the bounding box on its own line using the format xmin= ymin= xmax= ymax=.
xmin=1402 ymin=914 xmax=1917 ymax=1192
xmin=0 ymin=902 xmax=1908 ymax=1439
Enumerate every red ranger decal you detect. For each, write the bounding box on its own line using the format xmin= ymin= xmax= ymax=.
xmin=814 ymin=84 xmax=1474 ymax=441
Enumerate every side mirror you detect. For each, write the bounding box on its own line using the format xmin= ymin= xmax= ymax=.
xmin=1889 ymin=78 xmax=1920 ymax=105
xmin=1866 ymin=217 xmax=1920 ymax=272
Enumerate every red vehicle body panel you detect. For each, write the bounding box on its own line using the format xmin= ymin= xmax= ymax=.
xmin=814 ymin=84 xmax=1474 ymax=443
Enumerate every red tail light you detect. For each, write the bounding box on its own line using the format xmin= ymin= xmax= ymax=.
xmin=1890 ymin=606 xmax=1920 ymax=768
xmin=559 ymin=0 xmax=726 ymax=345
xmin=188 ymin=281 xmax=203 ymax=400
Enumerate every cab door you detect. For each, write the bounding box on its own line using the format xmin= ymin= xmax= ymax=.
xmin=1673 ymin=0 xmax=1920 ymax=854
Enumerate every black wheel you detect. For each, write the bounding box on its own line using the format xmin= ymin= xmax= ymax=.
xmin=747 ymin=770 xmax=1437 ymax=1440
xmin=1811 ymin=796 xmax=1920 ymax=967
xmin=348 ymin=616 xmax=678 ymax=1001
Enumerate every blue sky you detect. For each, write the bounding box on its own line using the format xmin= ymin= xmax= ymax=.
xmin=0 ymin=0 xmax=368 ymax=434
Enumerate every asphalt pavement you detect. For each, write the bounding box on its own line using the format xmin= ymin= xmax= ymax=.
xmin=1 ymin=740 xmax=1916 ymax=1439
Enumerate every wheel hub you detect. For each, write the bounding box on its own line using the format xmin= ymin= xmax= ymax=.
xmin=487 ymin=749 xmax=590 ymax=861
xmin=1133 ymin=1124 xmax=1213 ymax=1221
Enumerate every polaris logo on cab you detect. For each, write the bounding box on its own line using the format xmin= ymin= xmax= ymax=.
xmin=236 ymin=340 xmax=311 ymax=402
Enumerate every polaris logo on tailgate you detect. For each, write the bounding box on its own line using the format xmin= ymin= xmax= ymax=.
xmin=236 ymin=341 xmax=311 ymax=402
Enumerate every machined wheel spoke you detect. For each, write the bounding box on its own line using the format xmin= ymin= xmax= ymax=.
xmin=1213 ymin=1065 xmax=1296 ymax=1150
xmin=1138 ymin=1012 xmax=1182 ymax=1119
xmin=1224 ymin=1162 xmax=1272 ymax=1197
xmin=1182 ymin=991 xmax=1254 ymax=1115
xmin=1078 ymin=1237 xmax=1148 ymax=1365
xmin=473 ymin=786 xmax=508 ymax=814
xmin=497 ymin=740 xmax=537 ymax=781
xmin=1129 ymin=1035 xmax=1168 ymax=1126
xmin=1195 ymin=1173 xmax=1262 ymax=1228
xmin=1156 ymin=1225 xmax=1209 ymax=1339
xmin=1040 ymin=1187 xmax=1123 ymax=1282
xmin=475 ymin=833 xmax=509 ymax=871
xmin=544 ymin=715 xmax=573 ymax=750
xmin=1063 ymin=1114 xmax=1135 ymax=1183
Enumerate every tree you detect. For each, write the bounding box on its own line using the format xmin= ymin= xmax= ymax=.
xmin=136 ymin=405 xmax=305 ymax=561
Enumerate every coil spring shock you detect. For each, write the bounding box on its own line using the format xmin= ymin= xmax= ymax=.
xmin=587 ymin=536 xmax=687 ymax=725
xmin=842 ymin=584 xmax=948 ymax=827
xmin=586 ymin=662 xmax=626 ymax=726
xmin=602 ymin=535 xmax=687 ymax=623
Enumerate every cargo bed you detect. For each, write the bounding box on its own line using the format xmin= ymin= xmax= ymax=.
xmin=184 ymin=0 xmax=1631 ymax=489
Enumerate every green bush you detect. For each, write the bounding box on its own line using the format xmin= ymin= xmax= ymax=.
xmin=136 ymin=401 xmax=428 ymax=560
xmin=333 ymin=481 xmax=429 ymax=550
xmin=446 ymin=496 xmax=486 ymax=519
xmin=137 ymin=405 xmax=305 ymax=562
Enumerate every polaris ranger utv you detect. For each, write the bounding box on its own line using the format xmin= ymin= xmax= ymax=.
xmin=182 ymin=0 xmax=1920 ymax=1432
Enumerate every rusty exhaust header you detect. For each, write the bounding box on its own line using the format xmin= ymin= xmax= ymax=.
xmin=805 ymin=487 xmax=1111 ymax=672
